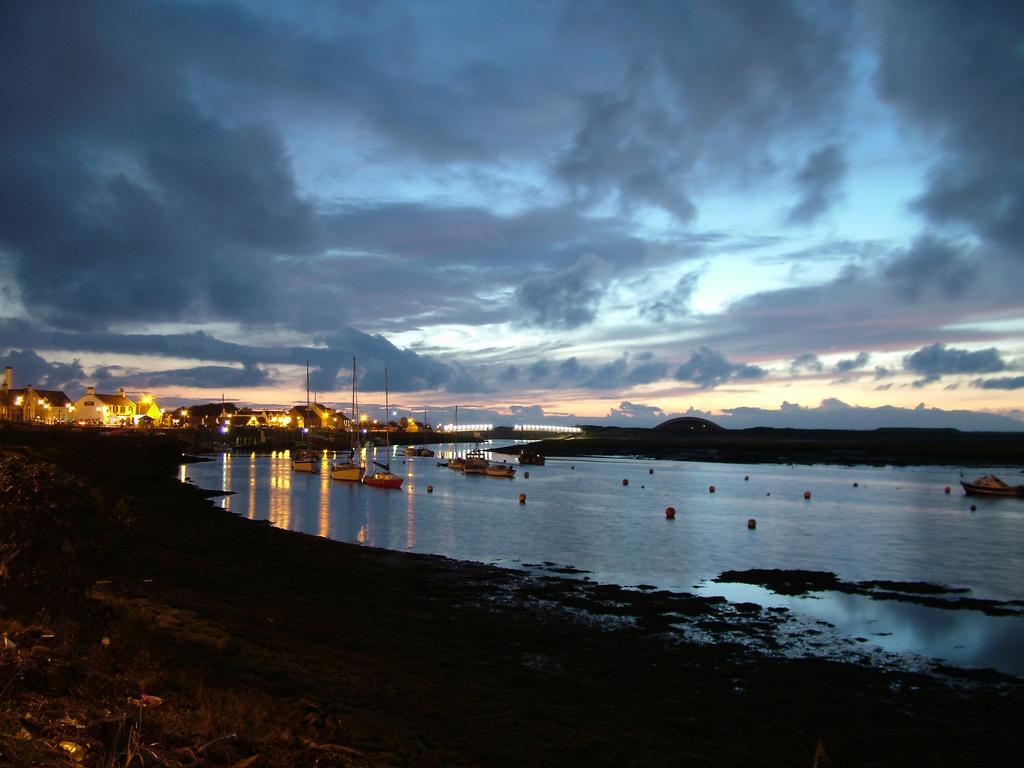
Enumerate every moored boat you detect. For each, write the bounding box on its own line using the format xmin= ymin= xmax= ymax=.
xmin=362 ymin=367 xmax=403 ymax=490
xmin=485 ymin=463 xmax=516 ymax=478
xmin=519 ymin=449 xmax=545 ymax=466
xmin=332 ymin=357 xmax=364 ymax=482
xmin=463 ymin=449 xmax=489 ymax=474
xmin=960 ymin=475 xmax=1024 ymax=497
xmin=447 ymin=456 xmax=466 ymax=471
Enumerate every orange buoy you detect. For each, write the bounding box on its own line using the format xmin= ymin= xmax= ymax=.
xmin=665 ymin=506 xmax=676 ymax=519
xmin=518 ymin=493 xmax=526 ymax=504
xmin=747 ymin=518 xmax=757 ymax=529
xmin=709 ymin=485 xmax=716 ymax=493
xmin=944 ymin=486 xmax=951 ymax=494
xmin=427 ymin=485 xmax=433 ymax=493
xmin=803 ymin=491 xmax=812 ymax=500
xmin=623 ymin=478 xmax=629 ymax=486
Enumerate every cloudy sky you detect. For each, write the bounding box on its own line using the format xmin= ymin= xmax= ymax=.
xmin=2 ymin=0 xmax=1023 ymax=429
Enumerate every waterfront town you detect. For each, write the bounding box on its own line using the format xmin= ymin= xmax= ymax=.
xmin=0 ymin=364 xmax=415 ymax=435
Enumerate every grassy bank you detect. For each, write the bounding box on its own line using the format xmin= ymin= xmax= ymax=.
xmin=1 ymin=428 xmax=1021 ymax=766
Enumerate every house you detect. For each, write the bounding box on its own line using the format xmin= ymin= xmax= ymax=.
xmin=0 ymin=366 xmax=74 ymax=423
xmin=74 ymin=386 xmax=137 ymax=426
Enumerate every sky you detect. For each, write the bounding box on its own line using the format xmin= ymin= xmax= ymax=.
xmin=2 ymin=0 xmax=1023 ymax=430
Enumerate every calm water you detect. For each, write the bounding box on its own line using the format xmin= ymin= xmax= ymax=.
xmin=181 ymin=443 xmax=1024 ymax=676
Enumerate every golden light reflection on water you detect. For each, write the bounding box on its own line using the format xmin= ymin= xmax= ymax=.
xmin=248 ymin=453 xmax=257 ymax=520
xmin=268 ymin=450 xmax=292 ymax=529
xmin=318 ymin=459 xmax=331 ymax=538
xmin=405 ymin=461 xmax=416 ymax=550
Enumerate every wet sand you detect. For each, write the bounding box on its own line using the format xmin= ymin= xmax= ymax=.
xmin=1 ymin=428 xmax=1022 ymax=766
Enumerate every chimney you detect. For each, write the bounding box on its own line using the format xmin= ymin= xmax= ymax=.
xmin=3 ymin=366 xmax=10 ymax=390
xmin=87 ymin=385 xmax=95 ymax=395
xmin=119 ymin=387 xmax=126 ymax=398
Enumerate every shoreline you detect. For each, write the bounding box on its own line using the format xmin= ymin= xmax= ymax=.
xmin=2 ymin=430 xmax=1022 ymax=765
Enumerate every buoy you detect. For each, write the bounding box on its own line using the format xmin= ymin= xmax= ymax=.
xmin=649 ymin=468 xmax=654 ymax=475
xmin=970 ymin=504 xmax=977 ymax=511
xmin=427 ymin=485 xmax=433 ymax=494
xmin=524 ymin=471 xmax=529 ymax=479
xmin=853 ymin=482 xmax=858 ymax=487
xmin=747 ymin=518 xmax=757 ymax=529
xmin=804 ymin=491 xmax=811 ymax=500
xmin=665 ymin=506 xmax=676 ymax=519
xmin=623 ymin=478 xmax=629 ymax=486
xmin=766 ymin=492 xmax=770 ymax=496
xmin=709 ymin=485 xmax=716 ymax=493
xmin=944 ymin=486 xmax=951 ymax=494
xmin=744 ymin=475 xmax=749 ymax=481
xmin=518 ymin=493 xmax=526 ymax=504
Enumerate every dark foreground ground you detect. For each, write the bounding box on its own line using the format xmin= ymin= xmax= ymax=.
xmin=1 ymin=429 xmax=1021 ymax=767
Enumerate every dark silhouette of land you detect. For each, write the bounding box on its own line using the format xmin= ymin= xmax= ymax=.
xmin=497 ymin=425 xmax=1024 ymax=467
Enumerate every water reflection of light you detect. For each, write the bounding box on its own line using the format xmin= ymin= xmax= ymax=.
xmin=221 ymin=453 xmax=232 ymax=512
xmin=406 ymin=481 xmax=416 ymax=551
xmin=356 ymin=523 xmax=367 ymax=545
xmin=248 ymin=453 xmax=257 ymax=520
xmin=319 ymin=461 xmax=331 ymax=538
xmin=268 ymin=451 xmax=291 ymax=529
xmin=179 ymin=465 xmax=187 ymax=483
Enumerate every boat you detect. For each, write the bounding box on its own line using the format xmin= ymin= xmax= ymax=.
xmin=485 ymin=463 xmax=516 ymax=478
xmin=293 ymin=361 xmax=320 ymax=473
xmin=960 ymin=475 xmax=1024 ymax=497
xmin=446 ymin=406 xmax=465 ymax=470
xmin=415 ymin=447 xmax=435 ymax=457
xmin=519 ymin=449 xmax=545 ymax=466
xmin=331 ymin=357 xmax=364 ymax=482
xmin=463 ymin=449 xmax=489 ymax=474
xmin=362 ymin=367 xmax=403 ymax=490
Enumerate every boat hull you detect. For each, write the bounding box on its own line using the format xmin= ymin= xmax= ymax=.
xmin=960 ymin=481 xmax=1024 ymax=497
xmin=293 ymin=461 xmax=319 ymax=473
xmin=331 ymin=464 xmax=363 ymax=482
xmin=363 ymin=473 xmax=403 ymax=489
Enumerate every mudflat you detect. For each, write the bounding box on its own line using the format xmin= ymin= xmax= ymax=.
xmin=1 ymin=428 xmax=1021 ymax=766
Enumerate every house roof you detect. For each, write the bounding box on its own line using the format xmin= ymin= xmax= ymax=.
xmin=1 ymin=388 xmax=73 ymax=408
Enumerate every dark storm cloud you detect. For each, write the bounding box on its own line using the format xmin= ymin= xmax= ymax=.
xmin=639 ymin=271 xmax=701 ymax=322
xmin=134 ymin=364 xmax=272 ymax=391
xmin=516 ymin=255 xmax=607 ymax=330
xmin=0 ymin=350 xmax=85 ymax=391
xmin=557 ymin=0 xmax=853 ymax=219
xmin=835 ymin=352 xmax=870 ymax=373
xmin=785 ymin=144 xmax=847 ymax=225
xmin=790 ymin=353 xmax=824 ymax=374
xmin=883 ymin=236 xmax=974 ymax=302
xmin=972 ymin=376 xmax=1024 ymax=390
xmin=0 ymin=321 xmax=460 ymax=394
xmin=870 ymin=0 xmax=1024 ymax=252
xmin=904 ymin=343 xmax=1007 ymax=376
xmin=674 ymin=347 xmax=766 ymax=389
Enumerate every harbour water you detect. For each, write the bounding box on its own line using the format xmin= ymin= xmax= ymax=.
xmin=181 ymin=444 xmax=1024 ymax=676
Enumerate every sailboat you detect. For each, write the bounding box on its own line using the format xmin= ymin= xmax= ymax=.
xmin=293 ymin=361 xmax=320 ymax=473
xmin=447 ymin=405 xmax=465 ymax=471
xmin=362 ymin=367 xmax=403 ymax=489
xmin=331 ymin=357 xmax=364 ymax=482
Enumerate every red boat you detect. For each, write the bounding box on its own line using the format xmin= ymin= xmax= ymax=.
xmin=362 ymin=471 xmax=403 ymax=489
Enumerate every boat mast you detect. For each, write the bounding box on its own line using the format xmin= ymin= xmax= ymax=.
xmin=384 ymin=366 xmax=390 ymax=467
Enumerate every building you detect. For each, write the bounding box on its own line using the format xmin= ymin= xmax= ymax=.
xmin=74 ymin=386 xmax=137 ymax=426
xmin=0 ymin=366 xmax=74 ymax=423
